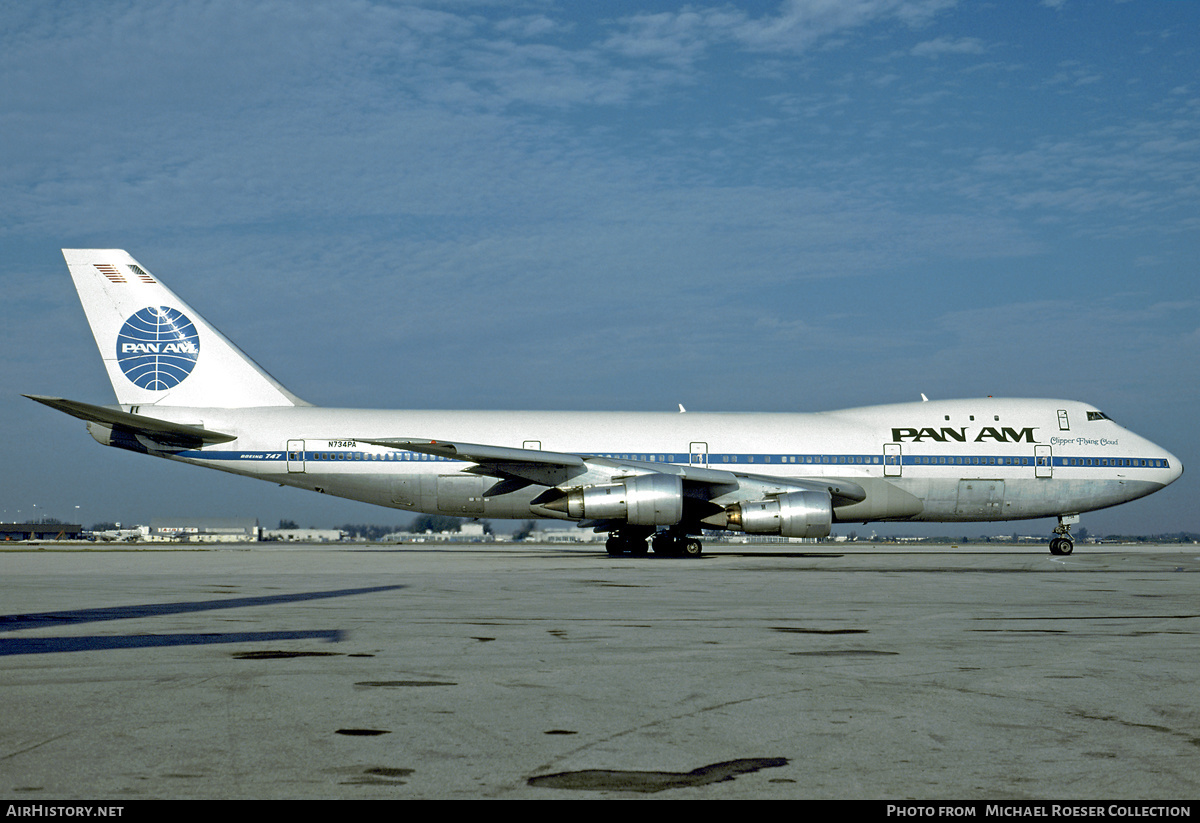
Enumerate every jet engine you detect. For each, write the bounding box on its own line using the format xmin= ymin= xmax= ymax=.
xmin=725 ymin=490 xmax=832 ymax=538
xmin=552 ymin=473 xmax=684 ymax=526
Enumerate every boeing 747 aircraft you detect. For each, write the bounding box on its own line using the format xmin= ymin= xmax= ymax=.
xmin=28 ymin=250 xmax=1183 ymax=556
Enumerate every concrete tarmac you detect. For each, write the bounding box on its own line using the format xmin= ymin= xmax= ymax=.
xmin=0 ymin=541 xmax=1197 ymax=800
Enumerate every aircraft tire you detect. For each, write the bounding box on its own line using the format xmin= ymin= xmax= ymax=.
xmin=682 ymin=539 xmax=703 ymax=558
xmin=651 ymin=534 xmax=679 ymax=556
xmin=1049 ymin=537 xmax=1074 ymax=556
xmin=607 ymin=534 xmax=649 ymax=556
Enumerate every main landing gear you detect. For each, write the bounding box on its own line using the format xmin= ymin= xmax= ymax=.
xmin=653 ymin=530 xmax=704 ymax=558
xmin=605 ymin=528 xmax=650 ymax=556
xmin=1049 ymin=514 xmax=1078 ymax=556
xmin=605 ymin=527 xmax=703 ymax=558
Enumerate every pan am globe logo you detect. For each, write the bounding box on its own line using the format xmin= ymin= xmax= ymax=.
xmin=116 ymin=307 xmax=201 ymax=391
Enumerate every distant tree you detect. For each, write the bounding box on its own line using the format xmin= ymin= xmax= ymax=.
xmin=278 ymin=519 xmax=298 ymax=530
xmin=409 ymin=514 xmax=462 ymax=533
xmin=512 ymin=521 xmax=536 ymax=541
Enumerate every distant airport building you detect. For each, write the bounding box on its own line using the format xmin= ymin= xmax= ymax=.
xmin=148 ymin=518 xmax=261 ymax=543
xmin=0 ymin=523 xmax=84 ymax=541
xmin=391 ymin=521 xmax=493 ymax=542
xmin=263 ymin=528 xmax=346 ymax=542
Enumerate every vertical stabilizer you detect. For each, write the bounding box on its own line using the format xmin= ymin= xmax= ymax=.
xmin=62 ymin=249 xmax=306 ymax=408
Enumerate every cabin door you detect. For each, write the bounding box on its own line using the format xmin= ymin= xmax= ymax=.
xmin=884 ymin=443 xmax=902 ymax=477
xmin=1035 ymin=445 xmax=1053 ymax=478
xmin=287 ymin=440 xmax=305 ymax=473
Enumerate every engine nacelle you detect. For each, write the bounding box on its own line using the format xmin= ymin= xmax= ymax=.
xmin=562 ymin=473 xmax=683 ymax=526
xmin=725 ymin=491 xmax=832 ymax=538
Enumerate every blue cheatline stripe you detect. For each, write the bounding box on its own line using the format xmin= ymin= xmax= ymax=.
xmin=174 ymin=449 xmax=1171 ymax=470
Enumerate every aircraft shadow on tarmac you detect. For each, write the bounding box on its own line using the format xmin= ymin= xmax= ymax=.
xmin=0 ymin=585 xmax=404 ymax=656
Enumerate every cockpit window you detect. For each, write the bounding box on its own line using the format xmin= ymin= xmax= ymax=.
xmin=1087 ymin=411 xmax=1111 ymax=422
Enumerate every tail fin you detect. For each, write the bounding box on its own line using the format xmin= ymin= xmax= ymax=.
xmin=62 ymin=249 xmax=306 ymax=408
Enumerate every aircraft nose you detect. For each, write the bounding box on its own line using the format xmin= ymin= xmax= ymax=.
xmin=1157 ymin=445 xmax=1184 ymax=487
xmin=1166 ymin=450 xmax=1184 ymax=485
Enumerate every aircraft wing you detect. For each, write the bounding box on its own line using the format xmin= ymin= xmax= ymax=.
xmin=25 ymin=395 xmax=237 ymax=449
xmin=362 ymin=438 xmax=587 ymax=469
xmin=360 ymin=437 xmax=588 ymax=489
xmin=359 ymin=436 xmax=867 ymax=507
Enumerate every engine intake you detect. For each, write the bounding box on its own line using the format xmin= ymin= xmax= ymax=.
xmin=556 ymin=473 xmax=683 ymax=526
xmin=726 ymin=490 xmax=832 ymax=538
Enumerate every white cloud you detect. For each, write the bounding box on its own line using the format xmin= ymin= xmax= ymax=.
xmin=910 ymin=36 xmax=986 ymax=58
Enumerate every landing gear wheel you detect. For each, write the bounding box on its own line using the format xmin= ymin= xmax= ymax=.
xmin=606 ymin=530 xmax=651 ymax=556
xmin=1049 ymin=515 xmax=1078 ymax=556
xmin=651 ymin=533 xmax=680 ymax=556
xmin=1049 ymin=537 xmax=1074 ymax=556
xmin=650 ymin=530 xmax=703 ymax=557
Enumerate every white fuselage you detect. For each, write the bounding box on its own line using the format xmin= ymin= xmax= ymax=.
xmin=125 ymin=397 xmax=1182 ymax=525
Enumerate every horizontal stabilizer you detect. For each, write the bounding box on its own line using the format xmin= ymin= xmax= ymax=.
xmin=25 ymin=395 xmax=237 ymax=448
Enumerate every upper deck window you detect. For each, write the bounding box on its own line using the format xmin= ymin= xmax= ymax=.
xmin=1087 ymin=411 xmax=1111 ymax=422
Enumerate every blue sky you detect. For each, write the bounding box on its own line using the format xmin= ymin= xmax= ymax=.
xmin=1 ymin=0 xmax=1195 ymax=535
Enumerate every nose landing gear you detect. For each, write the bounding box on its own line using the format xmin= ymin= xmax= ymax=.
xmin=1049 ymin=515 xmax=1078 ymax=555
xmin=1049 ymin=536 xmax=1074 ymax=555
